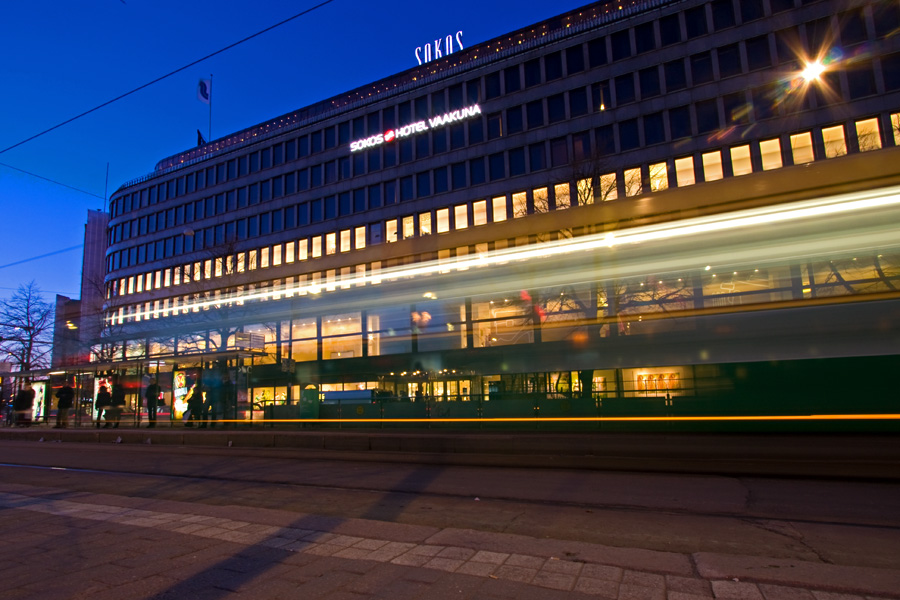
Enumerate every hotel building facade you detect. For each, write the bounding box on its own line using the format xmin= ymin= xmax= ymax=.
xmin=99 ymin=0 xmax=900 ymax=423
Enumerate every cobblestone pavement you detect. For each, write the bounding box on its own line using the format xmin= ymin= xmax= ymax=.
xmin=1 ymin=485 xmax=897 ymax=600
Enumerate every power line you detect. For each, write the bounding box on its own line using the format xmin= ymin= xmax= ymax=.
xmin=0 ymin=161 xmax=105 ymax=199
xmin=0 ymin=245 xmax=83 ymax=271
xmin=0 ymin=0 xmax=337 ymax=156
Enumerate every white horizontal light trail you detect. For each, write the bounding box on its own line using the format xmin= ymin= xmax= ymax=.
xmin=121 ymin=185 xmax=900 ymax=322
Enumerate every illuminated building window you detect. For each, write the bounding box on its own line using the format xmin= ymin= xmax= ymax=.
xmin=513 ymin=192 xmax=527 ymax=217
xmin=248 ymin=251 xmax=257 ymax=270
xmin=355 ymin=226 xmax=366 ymax=249
xmin=649 ymin=162 xmax=668 ymax=191
xmin=436 ymin=208 xmax=450 ymax=233
xmin=214 ymin=258 xmax=223 ymax=277
xmin=402 ymin=216 xmax=415 ymax=239
xmin=822 ymin=125 xmax=847 ymax=158
xmin=136 ymin=276 xmax=143 ymax=293
xmin=202 ymin=260 xmax=211 ymax=279
xmin=473 ymin=200 xmax=488 ymax=225
xmin=675 ymin=156 xmax=695 ymax=186
xmin=326 ymin=232 xmax=337 ymax=255
xmin=790 ymin=131 xmax=815 ymax=165
xmin=492 ymin=196 xmax=508 ymax=222
xmin=226 ymin=255 xmax=234 ymax=275
xmin=855 ymin=118 xmax=882 ymax=151
xmin=326 ymin=269 xmax=336 ymax=291
xmin=298 ymin=240 xmax=308 ymax=261
xmin=759 ymin=138 xmax=783 ymax=170
xmin=533 ymin=187 xmax=549 ymax=212
xmin=624 ymin=167 xmax=642 ymax=196
xmin=892 ymin=114 xmax=900 ymax=146
xmin=173 ymin=268 xmax=181 ymax=286
xmin=385 ymin=219 xmax=398 ymax=243
xmin=554 ymin=183 xmax=570 ymax=209
xmin=285 ymin=241 xmax=295 ymax=263
xmin=163 ymin=269 xmax=171 ymax=287
xmin=340 ymin=266 xmax=352 ymax=289
xmin=311 ymin=236 xmax=322 ymax=258
xmin=419 ymin=212 xmax=432 ymax=236
xmin=146 ymin=272 xmax=154 ymax=291
xmin=577 ymin=178 xmax=593 ymax=204
xmin=273 ymin=244 xmax=283 ymax=266
xmin=154 ymin=271 xmax=161 ymax=289
xmin=127 ymin=276 xmax=134 ymax=295
xmin=260 ymin=248 xmax=269 ymax=269
xmin=730 ymin=145 xmax=752 ymax=175
xmin=599 ymin=173 xmax=618 ymax=201
xmin=702 ymin=151 xmax=723 ymax=181
xmin=340 ymin=230 xmax=351 ymax=252
xmin=454 ymin=204 xmax=469 ymax=229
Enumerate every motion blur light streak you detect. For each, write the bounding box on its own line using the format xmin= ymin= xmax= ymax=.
xmin=219 ymin=413 xmax=900 ymax=424
xmin=119 ymin=184 xmax=900 ymax=322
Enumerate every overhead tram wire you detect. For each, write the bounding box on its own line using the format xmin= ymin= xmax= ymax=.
xmin=0 ymin=245 xmax=84 ymax=271
xmin=0 ymin=0 xmax=337 ymax=157
xmin=0 ymin=161 xmax=105 ymax=199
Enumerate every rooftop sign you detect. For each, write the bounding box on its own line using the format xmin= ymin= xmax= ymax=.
xmin=349 ymin=104 xmax=482 ymax=152
xmin=416 ymin=31 xmax=464 ymax=65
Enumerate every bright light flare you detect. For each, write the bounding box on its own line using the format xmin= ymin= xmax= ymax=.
xmin=801 ymin=60 xmax=826 ymax=82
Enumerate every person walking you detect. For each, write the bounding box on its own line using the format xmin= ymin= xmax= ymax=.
xmin=13 ymin=382 xmax=36 ymax=427
xmin=54 ymin=381 xmax=75 ymax=428
xmin=95 ymin=385 xmax=112 ymax=428
xmin=145 ymin=378 xmax=161 ymax=428
xmin=185 ymin=382 xmax=204 ymax=427
xmin=109 ymin=380 xmax=127 ymax=428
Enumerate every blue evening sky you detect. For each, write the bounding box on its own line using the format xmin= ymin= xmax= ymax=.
xmin=0 ymin=0 xmax=590 ymax=302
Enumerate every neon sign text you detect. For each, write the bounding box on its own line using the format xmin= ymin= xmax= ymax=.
xmin=415 ymin=31 xmax=464 ymax=65
xmin=349 ymin=104 xmax=482 ymax=152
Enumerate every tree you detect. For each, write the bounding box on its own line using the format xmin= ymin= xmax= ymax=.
xmin=0 ymin=281 xmax=54 ymax=372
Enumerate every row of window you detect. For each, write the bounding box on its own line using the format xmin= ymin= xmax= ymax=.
xmin=107 ymin=105 xmax=898 ymax=260
xmin=106 ymin=114 xmax=899 ymax=302
xmin=111 ymin=0 xmax=900 ymax=220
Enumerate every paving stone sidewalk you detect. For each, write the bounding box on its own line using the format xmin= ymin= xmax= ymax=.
xmin=0 ymin=484 xmax=897 ymax=600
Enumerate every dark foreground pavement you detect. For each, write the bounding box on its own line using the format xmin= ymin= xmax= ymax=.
xmin=1 ymin=427 xmax=898 ymax=599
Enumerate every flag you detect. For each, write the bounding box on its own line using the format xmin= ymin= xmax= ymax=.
xmin=197 ymin=129 xmax=206 ymax=146
xmin=197 ymin=78 xmax=211 ymax=104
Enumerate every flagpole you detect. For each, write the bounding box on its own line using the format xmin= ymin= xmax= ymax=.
xmin=208 ymin=74 xmax=213 ymax=142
